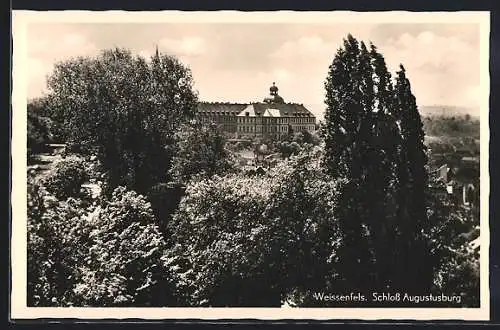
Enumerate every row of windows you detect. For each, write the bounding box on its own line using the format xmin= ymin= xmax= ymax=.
xmin=202 ymin=120 xmax=316 ymax=132
xmin=238 ymin=126 xmax=285 ymax=133
xmin=200 ymin=112 xmax=314 ymax=119
xmin=237 ymin=125 xmax=315 ymax=133
xmin=237 ymin=117 xmax=314 ymax=124
xmin=200 ymin=117 xmax=315 ymax=125
xmin=289 ymin=117 xmax=315 ymax=124
xmin=293 ymin=126 xmax=315 ymax=132
xmin=201 ymin=118 xmax=237 ymax=124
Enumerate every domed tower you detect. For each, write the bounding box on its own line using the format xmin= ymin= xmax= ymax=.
xmin=263 ymin=82 xmax=284 ymax=104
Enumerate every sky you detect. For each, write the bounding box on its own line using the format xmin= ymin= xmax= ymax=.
xmin=26 ymin=22 xmax=481 ymax=119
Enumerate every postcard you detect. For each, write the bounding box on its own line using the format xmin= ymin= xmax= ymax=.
xmin=11 ymin=10 xmax=490 ymax=321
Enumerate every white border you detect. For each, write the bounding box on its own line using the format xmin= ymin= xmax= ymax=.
xmin=11 ymin=10 xmax=491 ymax=321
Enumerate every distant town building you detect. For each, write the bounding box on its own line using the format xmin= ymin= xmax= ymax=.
xmin=197 ymin=82 xmax=316 ymax=139
xmin=431 ymin=156 xmax=480 ymax=209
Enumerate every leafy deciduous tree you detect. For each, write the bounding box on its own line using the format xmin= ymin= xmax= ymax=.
xmin=46 ymin=48 xmax=198 ymax=194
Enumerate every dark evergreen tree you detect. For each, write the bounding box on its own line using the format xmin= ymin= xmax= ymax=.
xmin=364 ymin=44 xmax=402 ymax=291
xmin=323 ymin=36 xmax=433 ymax=297
xmin=322 ymin=35 xmax=375 ymax=292
xmin=392 ymin=64 xmax=432 ymax=294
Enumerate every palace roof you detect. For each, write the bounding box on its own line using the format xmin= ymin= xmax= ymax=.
xmin=196 ymin=82 xmax=315 ymax=118
xmin=197 ymin=102 xmax=248 ymax=116
xmin=197 ymin=102 xmax=315 ymax=118
xmin=237 ymin=103 xmax=315 ymax=118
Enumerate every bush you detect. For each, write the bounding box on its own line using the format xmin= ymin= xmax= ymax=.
xmin=168 ymin=148 xmax=344 ymax=306
xmin=27 ymin=182 xmax=181 ymax=307
xmin=170 ymin=123 xmax=236 ymax=184
xmin=43 ymin=156 xmax=89 ymax=200
xmin=71 ymin=187 xmax=179 ymax=306
xmin=27 ymin=110 xmax=52 ymax=160
xmin=279 ymin=141 xmax=301 ymax=158
xmin=147 ymin=182 xmax=186 ymax=236
xmin=27 ymin=175 xmax=95 ymax=306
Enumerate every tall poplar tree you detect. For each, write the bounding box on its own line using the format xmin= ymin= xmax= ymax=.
xmin=392 ymin=65 xmax=432 ymax=294
xmin=323 ymin=35 xmax=433 ymax=295
xmin=322 ymin=35 xmax=375 ymax=292
xmin=366 ymin=44 xmax=401 ymax=291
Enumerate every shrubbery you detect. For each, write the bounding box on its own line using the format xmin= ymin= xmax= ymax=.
xmin=168 ymin=148 xmax=346 ymax=306
xmin=42 ymin=156 xmax=89 ymax=200
xmin=169 ymin=122 xmax=236 ymax=184
xmin=27 ymin=175 xmax=96 ymax=306
xmin=27 ymin=180 xmax=181 ymax=307
xmin=278 ymin=131 xmax=321 ymax=158
xmin=423 ymin=115 xmax=480 ymax=139
xmin=71 ymin=187 xmax=180 ymax=306
xmin=27 ymin=110 xmax=52 ymax=160
xmin=426 ymin=188 xmax=480 ymax=307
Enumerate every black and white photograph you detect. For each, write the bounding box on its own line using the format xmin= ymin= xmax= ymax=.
xmin=11 ymin=10 xmax=490 ymax=320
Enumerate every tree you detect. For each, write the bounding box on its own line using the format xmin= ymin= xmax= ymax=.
xmin=169 ymin=122 xmax=235 ymax=184
xmin=71 ymin=187 xmax=179 ymax=307
xmin=168 ymin=148 xmax=344 ymax=307
xmin=321 ymin=35 xmax=435 ymax=295
xmin=364 ymin=43 xmax=402 ymax=290
xmin=42 ymin=156 xmax=89 ymax=200
xmin=425 ymin=182 xmax=479 ymax=307
xmin=27 ymin=98 xmax=53 ymax=159
xmin=322 ymin=34 xmax=376 ymax=291
xmin=392 ymin=65 xmax=433 ymax=294
xmin=27 ymin=175 xmax=95 ymax=306
xmin=27 ymin=181 xmax=181 ymax=307
xmin=46 ymin=47 xmax=198 ymax=194
xmin=322 ymin=34 xmax=366 ymax=179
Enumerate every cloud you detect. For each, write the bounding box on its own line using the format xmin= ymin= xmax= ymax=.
xmin=272 ymin=68 xmax=294 ymax=83
xmin=29 ymin=32 xmax=98 ymax=61
xmin=385 ymin=31 xmax=477 ymax=77
xmin=27 ymin=31 xmax=99 ymax=97
xmin=159 ymin=36 xmax=207 ymax=57
xmin=269 ymin=35 xmax=339 ymax=68
xmin=268 ymin=29 xmax=481 ymax=110
xmin=24 ymin=23 xmax=481 ymax=111
xmin=380 ymin=31 xmax=480 ymax=107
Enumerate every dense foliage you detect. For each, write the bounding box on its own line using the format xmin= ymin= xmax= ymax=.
xmin=168 ymin=148 xmax=344 ymax=306
xmin=46 ymin=48 xmax=198 ymax=194
xmin=278 ymin=130 xmax=321 ymax=158
xmin=42 ymin=156 xmax=89 ymax=200
xmin=320 ymin=34 xmax=475 ymax=299
xmin=423 ymin=115 xmax=480 ymax=139
xmin=425 ymin=181 xmax=480 ymax=306
xmin=27 ymin=174 xmax=94 ymax=306
xmin=26 ymin=40 xmax=480 ymax=308
xmin=169 ymin=122 xmax=236 ymax=184
xmin=27 ymin=102 xmax=52 ymax=159
xmin=28 ymin=172 xmax=180 ymax=306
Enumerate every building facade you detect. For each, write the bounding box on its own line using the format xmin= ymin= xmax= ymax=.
xmin=197 ymin=83 xmax=316 ymax=139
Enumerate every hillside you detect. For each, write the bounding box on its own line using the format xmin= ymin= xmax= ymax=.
xmin=308 ymin=105 xmax=481 ymax=122
xmin=419 ymin=105 xmax=480 ymax=119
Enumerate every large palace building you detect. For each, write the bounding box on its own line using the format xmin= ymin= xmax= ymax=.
xmin=197 ymin=83 xmax=316 ymax=139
